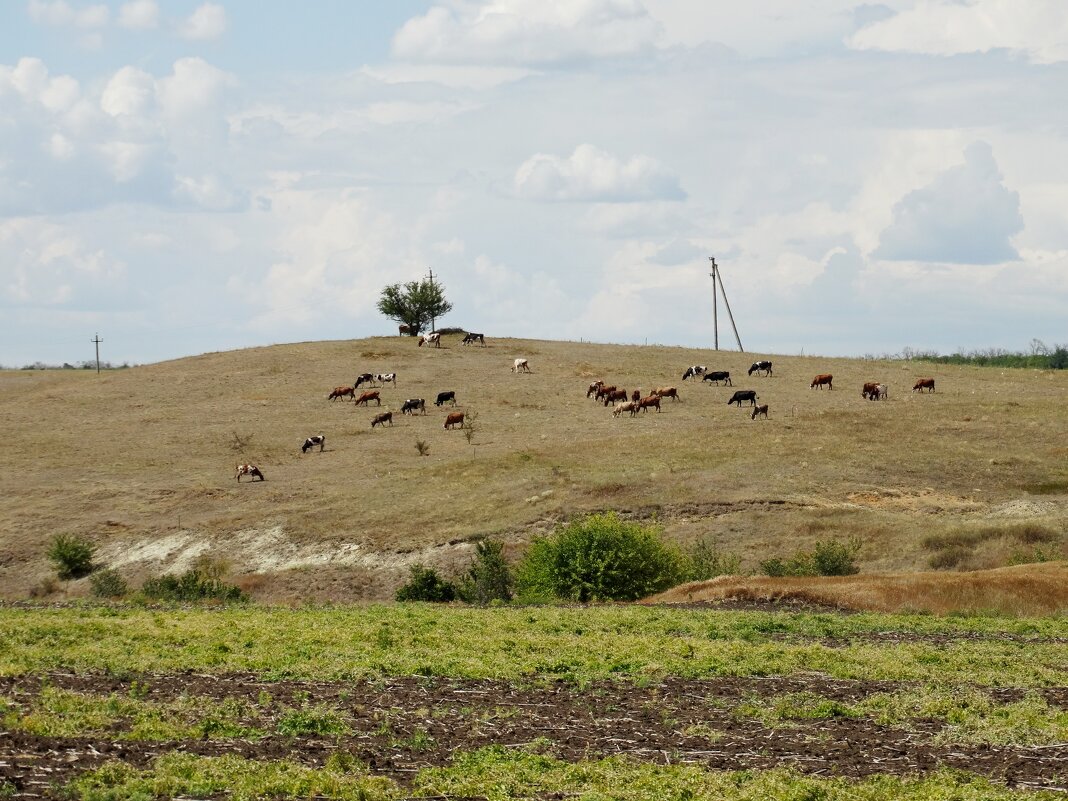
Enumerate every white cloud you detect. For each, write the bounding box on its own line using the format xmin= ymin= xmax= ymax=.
xmin=849 ymin=0 xmax=1068 ymax=64
xmin=28 ymin=0 xmax=109 ymax=28
xmin=157 ymin=57 xmax=234 ymax=120
xmin=179 ymin=2 xmax=227 ymax=40
xmin=392 ymin=0 xmax=662 ymax=65
xmin=117 ymin=0 xmax=159 ymax=30
xmin=100 ymin=66 xmax=155 ymax=117
xmin=514 ymin=144 xmax=685 ymax=202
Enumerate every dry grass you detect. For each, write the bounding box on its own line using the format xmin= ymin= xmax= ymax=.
xmin=2 ymin=335 xmax=1066 ymax=601
xmin=649 ymin=562 xmax=1068 ymax=616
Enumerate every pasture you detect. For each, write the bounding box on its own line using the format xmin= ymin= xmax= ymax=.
xmin=0 ymin=334 xmax=1066 ymax=601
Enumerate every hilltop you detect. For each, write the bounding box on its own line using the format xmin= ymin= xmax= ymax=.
xmin=1 ymin=335 xmax=1065 ymax=602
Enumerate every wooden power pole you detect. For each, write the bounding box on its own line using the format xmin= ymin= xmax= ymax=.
xmin=91 ymin=333 xmax=103 ymax=374
xmin=708 ymin=257 xmax=744 ymax=352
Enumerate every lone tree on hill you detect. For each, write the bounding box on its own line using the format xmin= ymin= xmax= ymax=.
xmin=377 ymin=275 xmax=453 ymax=336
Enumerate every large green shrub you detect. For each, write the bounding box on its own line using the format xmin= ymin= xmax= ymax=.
xmin=46 ymin=534 xmax=96 ymax=580
xmin=760 ymin=537 xmax=861 ymax=577
xmin=89 ymin=568 xmax=128 ymax=599
xmin=515 ymin=512 xmax=684 ymax=602
xmin=395 ymin=565 xmax=456 ymax=602
xmin=681 ymin=536 xmax=741 ymax=582
xmin=456 ymin=539 xmax=513 ymax=605
xmin=141 ymin=561 xmax=244 ymax=603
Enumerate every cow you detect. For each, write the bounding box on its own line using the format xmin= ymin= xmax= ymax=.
xmin=328 ymin=386 xmax=355 ymax=402
xmin=235 ymin=463 xmax=264 ymax=482
xmin=301 ymin=434 xmax=325 ymax=453
xmin=444 ymin=411 xmax=465 ymax=429
xmin=354 ymin=373 xmax=375 ymax=389
xmin=862 ymin=382 xmax=880 ymax=400
xmin=612 ymin=401 xmax=637 ymax=417
xmin=682 ymin=365 xmax=706 ymax=381
xmin=654 ymin=386 xmax=680 ymax=402
xmin=748 ymin=361 xmax=773 ymax=377
xmin=631 ymin=389 xmax=641 ymax=403
xmin=512 ymin=358 xmax=531 ymax=373
xmin=371 ymin=411 xmax=393 ymax=428
xmin=586 ymin=380 xmax=604 ymax=398
xmin=434 ymin=390 xmax=456 ymax=407
xmin=638 ymin=394 xmax=661 ymax=413
xmin=603 ymin=388 xmax=628 ymax=406
xmin=418 ymin=332 xmax=442 ymax=348
xmin=374 ymin=373 xmax=397 ymax=387
xmin=913 ymin=378 xmax=936 ymax=393
xmin=702 ymin=371 xmax=732 ymax=386
xmin=751 ymin=404 xmax=769 ymax=420
xmin=398 ymin=324 xmax=413 ymax=336
xmin=728 ymin=390 xmax=759 ymax=406
xmin=355 ymin=390 xmax=381 ymax=406
xmin=401 ymin=398 xmax=426 ymax=415
xmin=875 ymin=383 xmax=888 ymax=400
xmin=595 ymin=385 xmax=617 ymax=402
xmin=461 ymin=332 xmax=485 ymax=346
xmin=811 ymin=374 xmax=833 ymax=390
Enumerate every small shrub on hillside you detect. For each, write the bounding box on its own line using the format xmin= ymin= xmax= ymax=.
xmin=456 ymin=539 xmax=513 ymax=605
xmin=141 ymin=560 xmax=243 ymax=603
xmin=515 ymin=512 xmax=684 ymax=602
xmin=681 ymin=536 xmax=741 ymax=582
xmin=47 ymin=534 xmax=96 ymax=580
xmin=89 ymin=568 xmax=128 ymax=599
xmin=928 ymin=546 xmax=971 ymax=570
xmin=760 ymin=537 xmax=860 ymax=577
xmin=395 ymin=565 xmax=456 ymax=602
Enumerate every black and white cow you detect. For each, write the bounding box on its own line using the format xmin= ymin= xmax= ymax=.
xmin=301 ymin=434 xmax=326 ymax=453
xmin=461 ymin=332 xmax=485 ymax=346
xmin=682 ymin=365 xmax=706 ymax=381
xmin=702 ymin=371 xmax=732 ymax=386
xmin=374 ymin=373 xmax=397 ymax=387
xmin=354 ymin=373 xmax=375 ymax=388
xmin=728 ymin=390 xmax=759 ymax=406
xmin=748 ymin=360 xmax=773 ymax=377
xmin=401 ymin=398 xmax=426 ymax=415
xmin=235 ymin=463 xmax=265 ymax=482
xmin=435 ymin=390 xmax=457 ymax=406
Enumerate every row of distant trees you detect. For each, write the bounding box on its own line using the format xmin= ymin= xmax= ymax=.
xmin=893 ymin=340 xmax=1067 ymax=370
xmin=3 ymin=361 xmax=132 ymax=371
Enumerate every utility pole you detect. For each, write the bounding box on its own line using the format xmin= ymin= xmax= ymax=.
xmin=709 ymin=258 xmax=719 ymax=351
xmin=91 ymin=333 xmax=103 ymax=374
xmin=427 ymin=267 xmax=436 ymax=333
xmin=708 ymin=257 xmax=744 ymax=352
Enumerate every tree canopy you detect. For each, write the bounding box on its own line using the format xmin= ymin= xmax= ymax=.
xmin=377 ymin=277 xmax=453 ymax=335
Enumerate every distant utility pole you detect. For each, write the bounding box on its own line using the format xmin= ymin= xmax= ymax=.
xmin=91 ymin=333 xmax=103 ymax=374
xmin=427 ymin=267 xmax=437 ymax=333
xmin=708 ymin=257 xmax=744 ymax=352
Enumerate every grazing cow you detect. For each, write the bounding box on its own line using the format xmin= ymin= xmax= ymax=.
xmin=631 ymin=389 xmax=641 ymax=403
xmin=612 ymin=401 xmax=637 ymax=417
xmin=235 ymin=463 xmax=264 ymax=482
xmin=638 ymin=394 xmax=661 ymax=413
xmin=682 ymin=365 xmax=706 ymax=381
xmin=702 ymin=371 xmax=732 ymax=386
xmin=371 ymin=411 xmax=393 ymax=428
xmin=603 ymin=388 xmax=628 ymax=406
xmin=355 ymin=390 xmax=381 ymax=406
xmin=461 ymin=332 xmax=485 ymax=346
xmin=654 ymin=386 xmax=680 ymax=402
xmin=434 ymin=390 xmax=456 ymax=407
xmin=748 ymin=360 xmax=773 ymax=377
xmin=728 ymin=390 xmax=759 ymax=406
xmin=512 ymin=358 xmax=531 ymax=373
xmin=444 ymin=411 xmax=465 ymax=429
xmin=418 ymin=332 xmax=442 ymax=348
xmin=811 ymin=374 xmax=833 ymax=390
xmin=374 ymin=373 xmax=397 ymax=387
xmin=354 ymin=373 xmax=375 ymax=388
xmin=328 ymin=386 xmax=355 ymax=402
xmin=861 ymin=382 xmax=880 ymax=400
xmin=586 ymin=380 xmax=605 ymax=398
xmin=913 ymin=378 xmax=936 ymax=393
xmin=401 ymin=398 xmax=426 ymax=415
xmin=301 ymin=434 xmax=325 ymax=453
xmin=875 ymin=383 xmax=888 ymax=400
xmin=595 ymin=385 xmax=617 ymax=402
xmin=751 ymin=404 xmax=769 ymax=420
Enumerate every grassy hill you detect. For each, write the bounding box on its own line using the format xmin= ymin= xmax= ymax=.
xmin=1 ymin=335 xmax=1065 ymax=602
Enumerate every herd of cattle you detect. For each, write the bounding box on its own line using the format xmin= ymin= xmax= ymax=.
xmin=234 ymin=336 xmax=938 ymax=482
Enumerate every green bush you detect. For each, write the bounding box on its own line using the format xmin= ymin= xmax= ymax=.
xmin=760 ymin=537 xmax=861 ymax=577
xmin=46 ymin=534 xmax=96 ymax=580
xmin=456 ymin=540 xmax=513 ymax=605
xmin=395 ymin=565 xmax=456 ymax=602
xmin=515 ymin=512 xmax=684 ymax=602
xmin=681 ymin=536 xmax=741 ymax=582
xmin=89 ymin=568 xmax=128 ymax=599
xmin=141 ymin=563 xmax=244 ymax=603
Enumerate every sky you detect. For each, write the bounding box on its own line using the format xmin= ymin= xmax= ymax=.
xmin=1 ymin=0 xmax=1066 ymax=366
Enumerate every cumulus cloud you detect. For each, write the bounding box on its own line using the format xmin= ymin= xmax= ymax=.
xmin=179 ymin=2 xmax=227 ymax=40
xmin=849 ymin=0 xmax=1068 ymax=64
xmin=28 ymin=0 xmax=109 ymax=28
xmin=117 ymin=0 xmax=159 ymax=30
xmin=392 ymin=0 xmax=662 ymax=65
xmin=875 ymin=142 xmax=1023 ymax=264
xmin=514 ymin=144 xmax=685 ymax=202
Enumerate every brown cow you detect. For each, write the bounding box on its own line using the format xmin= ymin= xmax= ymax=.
xmin=654 ymin=386 xmax=680 ymax=401
xmin=751 ymin=404 xmax=769 ymax=420
xmin=603 ymin=388 xmax=628 ymax=406
xmin=328 ymin=386 xmax=355 ymax=401
xmin=595 ymin=384 xmax=617 ymax=401
xmin=811 ymin=374 xmax=833 ymax=390
xmin=355 ymin=390 xmax=381 ymax=406
xmin=443 ymin=411 xmax=465 ymax=429
xmin=862 ymin=382 xmax=880 ymax=400
xmin=638 ymin=395 xmax=661 ymax=413
xmin=371 ymin=411 xmax=393 ymax=428
xmin=631 ymin=389 xmax=641 ymax=403
xmin=913 ymin=378 xmax=935 ymax=393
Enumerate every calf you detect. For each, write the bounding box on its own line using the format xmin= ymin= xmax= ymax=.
xmin=602 ymin=388 xmax=628 ymax=406
xmin=875 ymin=383 xmax=888 ymax=400
xmin=913 ymin=378 xmax=935 ymax=393
xmin=355 ymin=390 xmax=381 ymax=406
xmin=702 ymin=371 xmax=732 ymax=386
xmin=681 ymin=365 xmax=706 ymax=381
xmin=638 ymin=394 xmax=661 ymax=413
xmin=371 ymin=411 xmax=393 ymax=428
xmin=728 ymin=390 xmax=758 ymax=406
xmin=354 ymin=373 xmax=374 ymax=388
xmin=443 ymin=411 xmax=465 ymax=429
xmin=328 ymin=386 xmax=355 ymax=401
xmin=654 ymin=386 xmax=680 ymax=402
xmin=748 ymin=360 xmax=773 ymax=377
xmin=512 ymin=358 xmax=531 ymax=373
xmin=612 ymin=401 xmax=637 ymax=417
xmin=461 ymin=332 xmax=485 ymax=346
xmin=811 ymin=373 xmax=833 ymax=390
xmin=435 ymin=390 xmax=456 ymax=407
xmin=751 ymin=404 xmax=769 ymax=420
xmin=586 ymin=380 xmax=605 ymax=398
xmin=401 ymin=398 xmax=426 ymax=415
xmin=301 ymin=434 xmax=325 ymax=453
xmin=235 ymin=463 xmax=264 ymax=482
